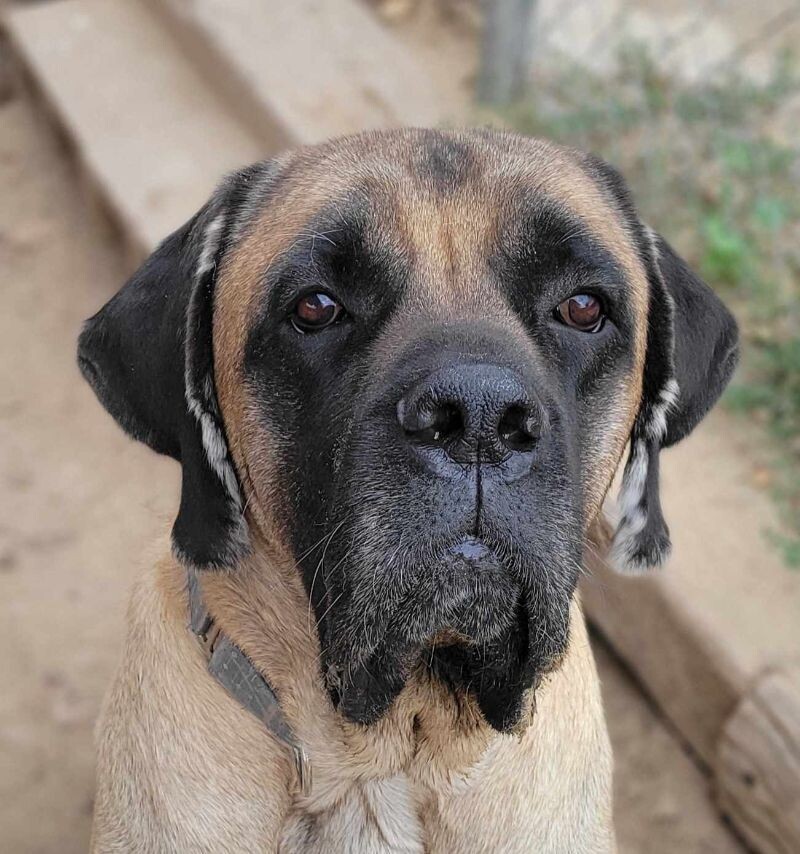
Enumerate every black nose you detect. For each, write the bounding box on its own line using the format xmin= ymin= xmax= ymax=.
xmin=396 ymin=364 xmax=542 ymax=465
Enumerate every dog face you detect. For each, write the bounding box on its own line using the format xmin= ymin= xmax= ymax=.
xmin=78 ymin=129 xmax=738 ymax=731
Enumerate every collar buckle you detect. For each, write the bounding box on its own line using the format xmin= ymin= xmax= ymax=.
xmin=293 ymin=745 xmax=313 ymax=797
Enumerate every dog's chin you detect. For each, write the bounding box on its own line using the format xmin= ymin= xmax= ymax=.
xmin=395 ymin=537 xmax=521 ymax=645
xmin=323 ymin=537 xmax=567 ymax=732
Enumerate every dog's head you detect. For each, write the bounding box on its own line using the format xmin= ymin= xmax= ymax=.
xmin=78 ymin=129 xmax=738 ymax=731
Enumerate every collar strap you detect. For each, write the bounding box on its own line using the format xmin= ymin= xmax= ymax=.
xmin=186 ymin=567 xmax=312 ymax=795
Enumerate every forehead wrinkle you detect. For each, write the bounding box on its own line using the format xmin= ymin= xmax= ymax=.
xmin=482 ymin=141 xmax=646 ymax=266
xmin=390 ymin=183 xmax=504 ymax=313
xmin=498 ymin=195 xmax=629 ymax=295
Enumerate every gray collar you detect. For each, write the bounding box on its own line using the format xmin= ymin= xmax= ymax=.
xmin=186 ymin=567 xmax=312 ymax=795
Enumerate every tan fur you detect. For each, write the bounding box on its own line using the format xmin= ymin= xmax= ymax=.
xmin=93 ymin=533 xmax=614 ymax=853
xmin=93 ymin=130 xmax=653 ymax=852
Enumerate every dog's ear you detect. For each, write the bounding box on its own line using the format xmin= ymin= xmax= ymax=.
xmin=77 ymin=165 xmax=268 ymax=569
xmin=610 ymin=228 xmax=739 ymax=572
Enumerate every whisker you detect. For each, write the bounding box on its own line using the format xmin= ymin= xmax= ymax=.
xmin=307 ymin=518 xmax=348 ymax=632
xmin=314 ymin=586 xmax=348 ymax=634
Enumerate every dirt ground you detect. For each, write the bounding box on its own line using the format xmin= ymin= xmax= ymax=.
xmin=0 ymin=94 xmax=746 ymax=853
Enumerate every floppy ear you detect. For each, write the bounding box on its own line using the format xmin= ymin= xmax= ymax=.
xmin=77 ymin=165 xmax=267 ymax=569
xmin=610 ymin=229 xmax=739 ymax=573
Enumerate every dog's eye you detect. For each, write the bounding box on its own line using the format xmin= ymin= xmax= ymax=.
xmin=291 ymin=293 xmax=343 ymax=333
xmin=555 ymin=294 xmax=605 ymax=332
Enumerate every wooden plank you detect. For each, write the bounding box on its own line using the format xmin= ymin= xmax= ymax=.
xmin=716 ymin=667 xmax=800 ymax=854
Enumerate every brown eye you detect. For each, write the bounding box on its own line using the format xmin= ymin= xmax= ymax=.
xmin=291 ymin=293 xmax=343 ymax=332
xmin=556 ymin=294 xmax=605 ymax=332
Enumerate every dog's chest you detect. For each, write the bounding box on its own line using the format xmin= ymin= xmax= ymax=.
xmin=276 ymin=679 xmax=500 ymax=852
xmin=279 ymin=773 xmax=425 ymax=853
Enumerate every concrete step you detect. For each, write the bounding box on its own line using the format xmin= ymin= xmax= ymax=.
xmin=3 ymin=0 xmax=265 ymax=259
xmin=2 ymin=0 xmax=453 ymax=260
xmin=141 ymin=0 xmax=451 ymax=148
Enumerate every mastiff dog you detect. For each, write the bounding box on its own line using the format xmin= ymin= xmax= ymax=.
xmin=78 ymin=128 xmax=738 ymax=852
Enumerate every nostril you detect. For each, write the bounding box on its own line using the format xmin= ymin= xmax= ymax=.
xmin=498 ymin=404 xmax=538 ymax=452
xmin=401 ymin=400 xmax=464 ymax=444
xmin=427 ymin=403 xmax=463 ymax=443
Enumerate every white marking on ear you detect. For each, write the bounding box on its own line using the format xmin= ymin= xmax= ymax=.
xmin=229 ymin=159 xmax=284 ymax=243
xmin=642 ymin=224 xmax=680 ymax=439
xmin=610 ymin=376 xmax=679 ymax=573
xmin=617 ymin=439 xmax=648 ymax=522
xmin=196 ymin=212 xmax=226 ymax=279
xmin=610 ymin=439 xmax=650 ymax=573
xmin=646 ymin=377 xmax=680 ymax=442
xmin=608 ymin=223 xmax=680 ymax=573
xmin=184 ymin=211 xmax=245 ymax=519
xmin=187 ymin=391 xmax=244 ymax=514
xmin=644 ymin=224 xmax=661 ymax=261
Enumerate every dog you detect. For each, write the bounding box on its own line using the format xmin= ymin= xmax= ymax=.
xmin=78 ymin=128 xmax=738 ymax=852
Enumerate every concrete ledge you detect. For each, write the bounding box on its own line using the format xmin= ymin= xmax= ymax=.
xmin=143 ymin=0 xmax=451 ymax=148
xmin=3 ymin=0 xmax=263 ymax=259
